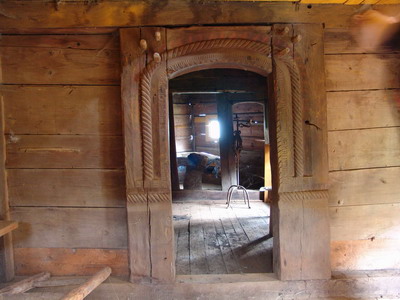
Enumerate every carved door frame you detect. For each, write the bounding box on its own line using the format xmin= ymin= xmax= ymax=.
xmin=120 ymin=24 xmax=330 ymax=283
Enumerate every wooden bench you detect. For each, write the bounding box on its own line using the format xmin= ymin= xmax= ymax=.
xmin=0 ymin=221 xmax=18 ymax=238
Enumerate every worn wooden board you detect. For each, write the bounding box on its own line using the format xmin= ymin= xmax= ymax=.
xmin=329 ymin=167 xmax=400 ymax=207
xmin=325 ymin=54 xmax=400 ymax=91
xmin=11 ymin=207 xmax=128 ymax=249
xmin=324 ymin=28 xmax=400 ymax=54
xmin=0 ymin=97 xmax=14 ymax=282
xmin=0 ymin=221 xmax=17 ymax=238
xmin=0 ymin=2 xmax=379 ymax=30
xmin=173 ymin=104 xmax=191 ymax=115
xmin=8 ymin=169 xmax=125 ymax=207
xmin=328 ymin=127 xmax=400 ymax=171
xmin=0 ymin=47 xmax=120 ymax=85
xmin=6 ymin=135 xmax=124 ymax=169
xmin=327 ymin=90 xmax=400 ymax=131
xmin=14 ymin=248 xmax=128 ymax=276
xmin=330 ymin=203 xmax=400 ymax=241
xmin=2 ymin=85 xmax=122 ymax=135
xmin=331 ymin=239 xmax=400 ymax=271
xmin=0 ymin=34 xmax=119 ymax=50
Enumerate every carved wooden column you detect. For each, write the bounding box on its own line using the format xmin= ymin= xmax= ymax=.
xmin=271 ymin=24 xmax=330 ymax=280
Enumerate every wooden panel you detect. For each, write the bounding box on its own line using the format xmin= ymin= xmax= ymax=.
xmin=0 ymin=47 xmax=120 ymax=85
xmin=329 ymin=167 xmax=400 ymax=206
xmin=120 ymin=27 xmax=149 ymax=282
xmin=327 ymin=90 xmax=400 ymax=131
xmin=11 ymin=207 xmax=128 ymax=248
xmin=2 ymin=85 xmax=122 ymax=135
xmin=174 ymin=126 xmax=192 ymax=138
xmin=331 ymin=239 xmax=400 ymax=271
xmin=232 ymin=102 xmax=264 ymax=114
xmin=0 ymin=2 xmax=367 ymax=30
xmin=174 ymin=115 xmax=191 ymax=126
xmin=330 ymin=203 xmax=400 ymax=241
xmin=193 ymin=103 xmax=217 ymax=115
xmin=173 ymin=104 xmax=191 ymax=115
xmin=6 ymin=135 xmax=124 ymax=169
xmin=14 ymin=248 xmax=128 ymax=276
xmin=0 ymin=221 xmax=18 ymax=237
xmin=328 ymin=127 xmax=400 ymax=171
xmin=0 ymin=97 xmax=14 ymax=282
xmin=323 ymin=28 xmax=399 ymax=54
xmin=8 ymin=169 xmax=125 ymax=207
xmin=0 ymin=34 xmax=119 ymax=50
xmin=168 ymin=26 xmax=271 ymax=49
xmin=325 ymin=54 xmax=400 ymax=91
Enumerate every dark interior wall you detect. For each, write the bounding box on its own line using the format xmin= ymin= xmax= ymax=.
xmin=0 ymin=34 xmax=129 ymax=276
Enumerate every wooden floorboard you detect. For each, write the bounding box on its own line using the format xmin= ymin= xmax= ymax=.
xmin=173 ymin=201 xmax=272 ymax=275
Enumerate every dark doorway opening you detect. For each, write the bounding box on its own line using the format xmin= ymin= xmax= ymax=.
xmin=169 ymin=69 xmax=273 ymax=275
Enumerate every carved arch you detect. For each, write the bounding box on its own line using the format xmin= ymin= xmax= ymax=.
xmin=139 ymin=38 xmax=304 ymax=187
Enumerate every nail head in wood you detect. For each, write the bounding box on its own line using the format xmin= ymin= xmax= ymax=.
xmin=155 ymin=31 xmax=161 ymax=42
xmin=153 ymin=52 xmax=161 ymax=63
xmin=292 ymin=35 xmax=302 ymax=44
xmin=139 ymin=39 xmax=147 ymax=51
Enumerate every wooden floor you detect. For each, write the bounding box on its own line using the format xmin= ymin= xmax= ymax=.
xmin=173 ymin=200 xmax=273 ymax=275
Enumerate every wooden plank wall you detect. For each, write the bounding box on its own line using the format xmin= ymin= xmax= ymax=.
xmin=324 ymin=28 xmax=400 ymax=271
xmin=173 ymin=103 xmax=193 ymax=153
xmin=0 ymin=33 xmax=129 ymax=276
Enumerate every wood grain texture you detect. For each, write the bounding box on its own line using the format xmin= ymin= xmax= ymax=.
xmin=0 ymin=97 xmax=14 ymax=282
xmin=14 ymin=248 xmax=128 ymax=276
xmin=325 ymin=54 xmax=400 ymax=91
xmin=0 ymin=221 xmax=17 ymax=237
xmin=327 ymin=90 xmax=400 ymax=131
xmin=2 ymin=85 xmax=122 ymax=135
xmin=11 ymin=207 xmax=128 ymax=249
xmin=331 ymin=239 xmax=400 ymax=271
xmin=0 ymin=47 xmax=120 ymax=85
xmin=0 ymin=34 xmax=118 ymax=50
xmin=8 ymin=169 xmax=125 ymax=207
xmin=328 ymin=127 xmax=400 ymax=171
xmin=0 ymin=272 xmax=50 ymax=296
xmin=330 ymin=203 xmax=400 ymax=241
xmin=329 ymin=167 xmax=400 ymax=207
xmin=0 ymin=2 xmax=379 ymax=30
xmin=6 ymin=135 xmax=124 ymax=169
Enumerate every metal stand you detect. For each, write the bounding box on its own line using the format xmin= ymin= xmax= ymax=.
xmin=226 ymin=115 xmax=251 ymax=209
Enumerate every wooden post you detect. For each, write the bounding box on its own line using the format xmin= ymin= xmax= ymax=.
xmin=0 ymin=272 xmax=50 ymax=295
xmin=0 ymin=97 xmax=15 ymax=282
xmin=60 ymin=267 xmax=111 ymax=300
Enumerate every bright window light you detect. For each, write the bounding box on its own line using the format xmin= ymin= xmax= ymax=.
xmin=208 ymin=120 xmax=220 ymax=139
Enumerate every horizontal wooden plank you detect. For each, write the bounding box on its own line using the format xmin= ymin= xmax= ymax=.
xmin=0 ymin=34 xmax=119 ymax=50
xmin=8 ymin=169 xmax=125 ymax=207
xmin=327 ymin=90 xmax=400 ymax=131
xmin=174 ymin=115 xmax=191 ymax=126
xmin=173 ymin=104 xmax=191 ymax=115
xmin=329 ymin=167 xmax=400 ymax=207
xmin=328 ymin=127 xmax=400 ymax=171
xmin=193 ymin=103 xmax=217 ymax=115
xmin=11 ymin=207 xmax=128 ymax=248
xmin=14 ymin=248 xmax=128 ymax=276
xmin=325 ymin=54 xmax=400 ymax=91
xmin=6 ymin=135 xmax=124 ymax=169
xmin=324 ymin=28 xmax=399 ymax=54
xmin=232 ymin=102 xmax=264 ymax=114
xmin=176 ymin=139 xmax=193 ymax=153
xmin=0 ymin=47 xmax=120 ymax=85
xmin=2 ymin=85 xmax=122 ymax=135
xmin=330 ymin=203 xmax=400 ymax=241
xmin=0 ymin=2 xmax=377 ymax=30
xmin=174 ymin=126 xmax=192 ymax=138
xmin=0 ymin=221 xmax=18 ymax=237
xmin=331 ymin=239 xmax=400 ymax=271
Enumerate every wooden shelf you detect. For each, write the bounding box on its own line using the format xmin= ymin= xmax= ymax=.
xmin=0 ymin=221 xmax=18 ymax=238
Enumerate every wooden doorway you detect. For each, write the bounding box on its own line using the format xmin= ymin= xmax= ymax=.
xmin=120 ymin=24 xmax=330 ymax=283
